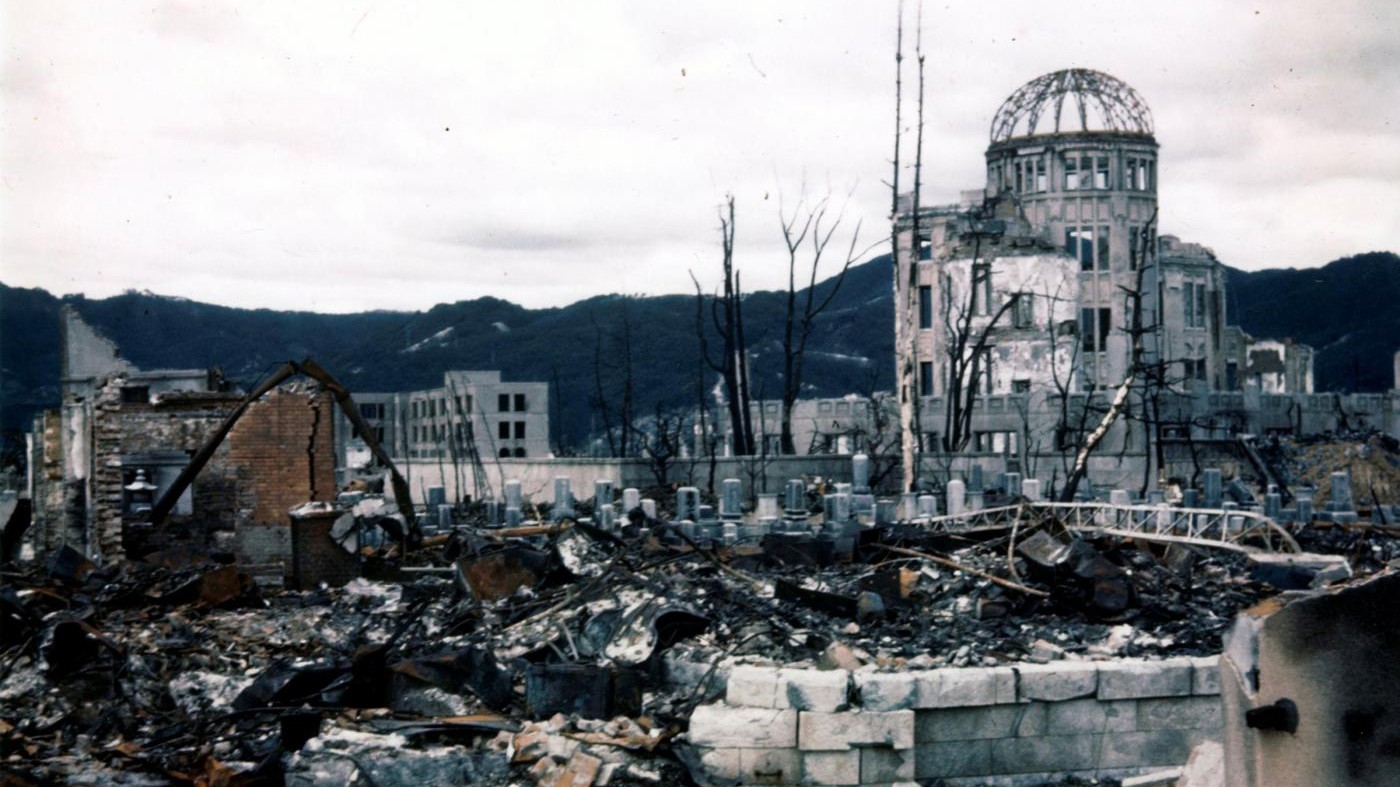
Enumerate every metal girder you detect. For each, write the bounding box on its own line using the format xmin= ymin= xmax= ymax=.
xmin=913 ymin=501 xmax=1299 ymax=553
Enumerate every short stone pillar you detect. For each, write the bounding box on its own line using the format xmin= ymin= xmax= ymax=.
xmin=436 ymin=504 xmax=454 ymax=531
xmin=598 ymin=503 xmax=616 ymax=531
xmin=640 ymin=499 xmax=658 ymax=521
xmin=594 ymin=479 xmax=614 ymax=508
xmin=504 ymin=480 xmax=523 ymax=511
xmin=1202 ymin=469 xmax=1223 ymax=508
xmin=902 ymin=492 xmax=919 ymax=520
xmin=1021 ymin=479 xmax=1042 ymax=502
xmin=875 ymin=499 xmax=898 ymax=524
xmin=852 ymin=453 xmax=871 ymax=493
xmin=784 ymin=479 xmax=806 ymax=517
xmin=1328 ymin=471 xmax=1353 ymax=512
xmin=946 ymin=479 xmax=967 ymax=517
xmin=622 ymin=487 xmax=641 ymax=514
xmin=917 ymin=494 xmax=938 ymax=519
xmin=824 ymin=493 xmax=851 ymax=523
xmin=1004 ymin=472 xmax=1023 ymax=498
xmin=1295 ymin=498 xmax=1314 ymax=523
xmin=553 ymin=477 xmax=574 ymax=521
xmin=1265 ymin=492 xmax=1283 ymax=520
xmin=756 ymin=493 xmax=780 ymax=521
xmin=720 ymin=478 xmax=743 ymax=520
xmin=676 ymin=487 xmax=700 ymax=522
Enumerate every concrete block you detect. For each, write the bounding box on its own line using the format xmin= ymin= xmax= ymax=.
xmin=688 ymin=703 xmax=798 ymax=749
xmin=915 ymin=704 xmax=1046 ymax=742
xmin=726 ymin=664 xmax=779 ymax=708
xmin=1190 ymin=655 xmax=1220 ymax=696
xmin=1097 ymin=729 xmax=1204 ymax=768
xmin=739 ymin=747 xmax=802 ymax=784
xmin=856 ymin=670 xmax=918 ymax=711
xmin=1016 ymin=661 xmax=1098 ymax=702
xmin=917 ymin=667 xmax=1014 ymax=708
xmin=799 ymin=710 xmax=915 ymax=751
xmin=1044 ymin=698 xmax=1137 ymax=734
xmin=990 ymin=734 xmax=1101 ymax=774
xmin=778 ymin=668 xmax=849 ymax=712
xmin=861 ymin=747 xmax=915 ymax=783
xmin=1097 ymin=658 xmax=1193 ymax=700
xmin=803 ymin=751 xmax=860 ymax=785
xmin=915 ymin=739 xmax=992 ymax=779
xmin=1136 ymin=697 xmax=1223 ymax=731
xmin=693 ymin=747 xmax=741 ymax=782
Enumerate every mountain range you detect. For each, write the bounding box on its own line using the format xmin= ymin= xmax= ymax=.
xmin=2 ymin=250 xmax=1396 ymax=453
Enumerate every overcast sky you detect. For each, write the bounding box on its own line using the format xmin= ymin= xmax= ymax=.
xmin=3 ymin=1 xmax=1397 ymax=313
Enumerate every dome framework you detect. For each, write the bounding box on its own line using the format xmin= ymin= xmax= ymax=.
xmin=989 ymin=69 xmax=1153 ymax=144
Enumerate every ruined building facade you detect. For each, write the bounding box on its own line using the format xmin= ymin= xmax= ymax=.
xmin=29 ymin=309 xmax=339 ymax=574
xmin=892 ymin=69 xmax=1394 ymax=490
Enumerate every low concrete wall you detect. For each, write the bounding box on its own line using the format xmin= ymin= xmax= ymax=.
xmin=392 ymin=454 xmax=862 ymax=506
xmin=677 ymin=657 xmax=1223 ymax=786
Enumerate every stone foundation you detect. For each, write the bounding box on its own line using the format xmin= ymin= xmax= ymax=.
xmin=680 ymin=656 xmax=1223 ymax=785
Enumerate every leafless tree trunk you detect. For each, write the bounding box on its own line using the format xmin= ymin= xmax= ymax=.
xmin=778 ymin=193 xmax=865 ymax=454
xmin=692 ymin=195 xmax=754 ymax=457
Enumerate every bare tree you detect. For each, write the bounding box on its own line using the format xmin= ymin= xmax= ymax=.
xmin=637 ymin=400 xmax=689 ymax=488
xmin=587 ymin=299 xmax=638 ymax=458
xmin=938 ymin=227 xmax=1021 ymax=456
xmin=692 ymin=195 xmax=755 ymax=457
xmin=777 ymin=192 xmax=867 ymax=454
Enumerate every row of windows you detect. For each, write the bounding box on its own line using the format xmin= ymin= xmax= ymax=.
xmin=917 ymin=285 xmax=1036 ymax=330
xmin=411 ymin=395 xmax=472 ymax=419
xmin=409 ymin=420 xmax=528 ymax=443
xmin=999 ymin=153 xmax=1156 ymax=195
xmin=498 ymin=393 xmax=528 ymax=412
xmin=403 ymin=391 xmax=532 ymax=421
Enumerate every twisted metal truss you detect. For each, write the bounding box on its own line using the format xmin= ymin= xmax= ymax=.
xmin=914 ymin=502 xmax=1300 ymax=554
xmin=990 ymin=69 xmax=1154 ymax=144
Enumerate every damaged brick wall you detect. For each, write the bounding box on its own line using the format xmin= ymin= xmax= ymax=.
xmin=89 ymin=379 xmax=241 ymax=560
xmin=226 ymin=387 xmax=337 ymax=528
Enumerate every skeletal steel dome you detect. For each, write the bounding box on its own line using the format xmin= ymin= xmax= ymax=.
xmin=989 ymin=69 xmax=1153 ymax=144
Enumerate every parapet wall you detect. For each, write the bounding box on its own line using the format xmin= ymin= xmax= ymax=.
xmin=673 ymin=655 xmax=1222 ymax=785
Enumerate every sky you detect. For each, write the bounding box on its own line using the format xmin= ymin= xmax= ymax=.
xmin=2 ymin=1 xmax=1398 ymax=313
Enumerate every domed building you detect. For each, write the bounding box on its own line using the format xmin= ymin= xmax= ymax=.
xmin=892 ymin=68 xmax=1310 ymax=486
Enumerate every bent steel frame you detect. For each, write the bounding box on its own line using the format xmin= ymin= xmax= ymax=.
xmin=915 ymin=501 xmax=1300 ymax=553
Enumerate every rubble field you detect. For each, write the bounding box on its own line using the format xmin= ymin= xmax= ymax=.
xmin=3 ymin=512 xmax=1398 ymax=786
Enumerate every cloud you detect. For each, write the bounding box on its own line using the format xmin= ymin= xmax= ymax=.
xmin=1 ymin=0 xmax=1396 ymax=313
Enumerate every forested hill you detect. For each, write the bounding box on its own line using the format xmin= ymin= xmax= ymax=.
xmin=3 ymin=250 xmax=1397 ymax=449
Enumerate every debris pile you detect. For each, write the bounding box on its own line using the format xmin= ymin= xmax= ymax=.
xmin=3 ymin=507 xmax=1398 ymax=785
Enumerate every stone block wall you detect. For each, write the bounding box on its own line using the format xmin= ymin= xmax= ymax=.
xmin=681 ymin=657 xmax=1222 ymax=786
